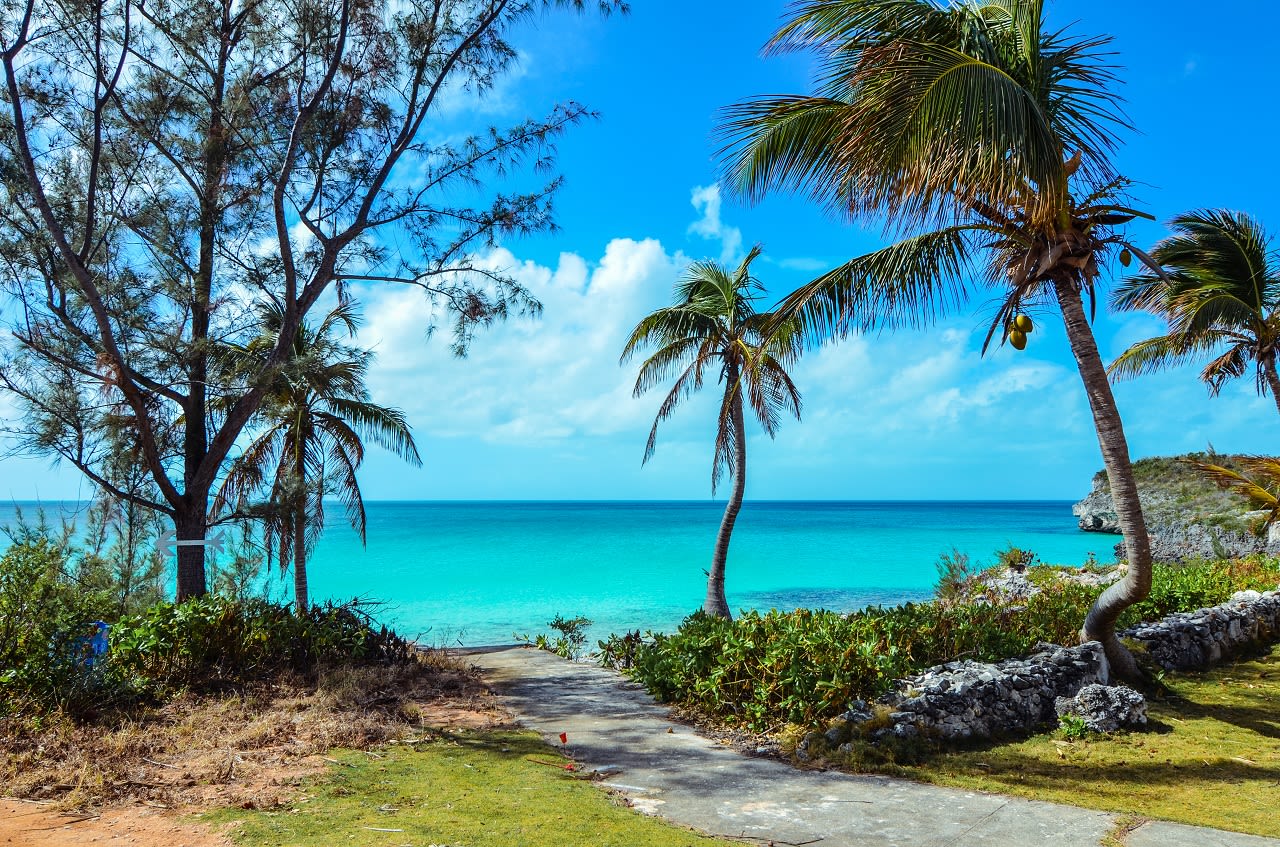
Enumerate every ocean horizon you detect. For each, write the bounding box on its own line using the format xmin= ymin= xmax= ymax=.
xmin=0 ymin=499 xmax=1108 ymax=645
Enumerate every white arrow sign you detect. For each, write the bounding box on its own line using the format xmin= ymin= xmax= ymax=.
xmin=157 ymin=529 xmax=225 ymax=559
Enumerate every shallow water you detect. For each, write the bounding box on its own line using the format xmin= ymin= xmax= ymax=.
xmin=0 ymin=500 xmax=1107 ymax=645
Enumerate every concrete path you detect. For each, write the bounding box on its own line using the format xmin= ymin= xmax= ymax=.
xmin=467 ymin=646 xmax=1279 ymax=847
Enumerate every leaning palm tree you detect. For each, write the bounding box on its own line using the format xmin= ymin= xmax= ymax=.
xmin=720 ymin=0 xmax=1162 ymax=679
xmin=621 ymin=246 xmax=803 ymax=619
xmin=217 ymin=303 xmax=421 ymax=613
xmin=1110 ymin=211 xmax=1280 ymax=413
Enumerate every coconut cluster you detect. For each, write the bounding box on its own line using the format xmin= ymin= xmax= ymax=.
xmin=1006 ymin=314 xmax=1034 ymax=350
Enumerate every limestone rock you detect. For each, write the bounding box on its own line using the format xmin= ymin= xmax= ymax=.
xmin=1055 ymin=683 xmax=1147 ymax=733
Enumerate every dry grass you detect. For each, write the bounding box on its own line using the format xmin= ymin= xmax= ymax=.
xmin=0 ymin=649 xmax=507 ymax=812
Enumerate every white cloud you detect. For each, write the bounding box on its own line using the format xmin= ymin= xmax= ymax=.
xmin=360 ymin=238 xmax=684 ymax=447
xmin=687 ymin=184 xmax=743 ymax=264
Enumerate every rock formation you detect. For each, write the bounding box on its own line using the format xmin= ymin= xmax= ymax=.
xmin=1072 ymin=454 xmax=1280 ymax=561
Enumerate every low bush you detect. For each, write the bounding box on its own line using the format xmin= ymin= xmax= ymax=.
xmin=109 ymin=596 xmax=415 ymax=696
xmin=0 ymin=536 xmax=415 ymax=719
xmin=623 ymin=556 xmax=1280 ymax=731
xmin=0 ymin=540 xmax=119 ymax=716
xmin=1120 ymin=555 xmax=1279 ymax=626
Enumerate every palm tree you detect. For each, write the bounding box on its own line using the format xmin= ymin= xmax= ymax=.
xmin=1110 ymin=211 xmax=1280 ymax=414
xmin=1191 ymin=455 xmax=1280 ymax=531
xmin=621 ymin=246 xmax=803 ymax=618
xmin=216 ymin=303 xmax=421 ymax=613
xmin=719 ymin=0 xmax=1162 ymax=679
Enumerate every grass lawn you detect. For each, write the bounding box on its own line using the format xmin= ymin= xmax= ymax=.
xmin=884 ymin=645 xmax=1280 ymax=837
xmin=206 ymin=729 xmax=733 ymax=847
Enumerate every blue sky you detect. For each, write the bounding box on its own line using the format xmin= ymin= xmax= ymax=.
xmin=5 ymin=0 xmax=1280 ymax=502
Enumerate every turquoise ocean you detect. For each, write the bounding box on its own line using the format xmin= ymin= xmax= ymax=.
xmin=0 ymin=500 xmax=1106 ymax=645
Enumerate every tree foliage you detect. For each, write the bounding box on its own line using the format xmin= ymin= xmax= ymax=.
xmin=719 ymin=0 xmax=1156 ymax=678
xmin=215 ymin=302 xmax=420 ymax=612
xmin=1110 ymin=210 xmax=1280 ymax=408
xmin=0 ymin=0 xmax=621 ymax=598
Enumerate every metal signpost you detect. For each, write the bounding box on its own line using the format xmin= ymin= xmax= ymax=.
xmin=156 ymin=529 xmax=226 ymax=559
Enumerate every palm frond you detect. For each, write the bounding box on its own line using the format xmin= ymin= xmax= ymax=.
xmin=642 ymin=358 xmax=707 ymax=465
xmin=1107 ymin=332 xmax=1231 ymax=381
xmin=1188 ymin=457 xmax=1280 ymax=521
xmin=631 ymin=336 xmax=707 ymax=397
xmin=322 ymin=397 xmax=421 ymax=465
xmin=774 ymin=226 xmax=974 ymax=343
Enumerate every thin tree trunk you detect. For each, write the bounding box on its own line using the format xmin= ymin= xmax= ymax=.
xmin=1056 ymin=281 xmax=1151 ymax=683
xmin=175 ymin=507 xmax=207 ymax=603
xmin=1262 ymin=357 xmax=1280 ymax=419
xmin=293 ymin=514 xmax=309 ymax=614
xmin=293 ymin=444 xmax=309 ymax=614
xmin=706 ymin=385 xmax=747 ymax=619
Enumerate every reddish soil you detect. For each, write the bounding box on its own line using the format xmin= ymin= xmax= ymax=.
xmin=0 ymin=799 xmax=234 ymax=846
xmin=1 ymin=657 xmax=506 ymax=847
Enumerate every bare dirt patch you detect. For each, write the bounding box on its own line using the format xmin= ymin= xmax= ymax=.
xmin=0 ymin=652 xmax=509 ymax=846
xmin=0 ymin=798 xmax=234 ymax=847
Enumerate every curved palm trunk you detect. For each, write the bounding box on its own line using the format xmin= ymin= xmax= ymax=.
xmin=1056 ymin=281 xmax=1152 ymax=682
xmin=706 ymin=387 xmax=747 ymax=619
xmin=1262 ymin=357 xmax=1280 ymax=418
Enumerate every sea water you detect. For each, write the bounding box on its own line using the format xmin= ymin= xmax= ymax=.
xmin=0 ymin=500 xmax=1107 ymax=645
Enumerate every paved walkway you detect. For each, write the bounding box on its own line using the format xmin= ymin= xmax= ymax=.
xmin=467 ymin=646 xmax=1279 ymax=847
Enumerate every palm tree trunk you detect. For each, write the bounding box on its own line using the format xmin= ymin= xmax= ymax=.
xmin=293 ymin=512 xmax=309 ymax=614
xmin=293 ymin=443 xmax=309 ymax=614
xmin=1056 ymin=281 xmax=1151 ymax=683
xmin=706 ymin=386 xmax=746 ymax=619
xmin=1262 ymin=357 xmax=1280 ymax=419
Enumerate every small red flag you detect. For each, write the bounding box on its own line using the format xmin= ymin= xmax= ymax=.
xmin=558 ymin=732 xmax=568 ymax=745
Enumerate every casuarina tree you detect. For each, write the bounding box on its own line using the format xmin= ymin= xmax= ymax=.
xmin=0 ymin=0 xmax=623 ymax=599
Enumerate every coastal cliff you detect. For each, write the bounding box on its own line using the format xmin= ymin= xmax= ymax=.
xmin=1073 ymin=454 xmax=1280 ymax=561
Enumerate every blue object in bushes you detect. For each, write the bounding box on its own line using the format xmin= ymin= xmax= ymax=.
xmin=83 ymin=621 xmax=109 ymax=667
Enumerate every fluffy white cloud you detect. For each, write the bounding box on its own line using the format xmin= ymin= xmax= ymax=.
xmin=361 ymin=237 xmax=685 ymax=447
xmin=687 ymin=184 xmax=743 ymax=264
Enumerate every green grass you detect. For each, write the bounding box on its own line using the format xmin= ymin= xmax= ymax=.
xmin=206 ymin=729 xmax=732 ymax=846
xmin=876 ymin=645 xmax=1280 ymax=837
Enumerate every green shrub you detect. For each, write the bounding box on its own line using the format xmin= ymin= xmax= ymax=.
xmin=108 ymin=596 xmax=415 ymax=696
xmin=515 ymin=614 xmax=594 ymax=660
xmin=624 ymin=557 xmax=1280 ymax=732
xmin=1118 ymin=555 xmax=1280 ymax=628
xmin=0 ymin=540 xmax=414 ymax=718
xmin=0 ymin=540 xmax=122 ymax=716
xmin=933 ymin=548 xmax=976 ymax=601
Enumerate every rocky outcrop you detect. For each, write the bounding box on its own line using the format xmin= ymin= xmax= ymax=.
xmin=1073 ymin=475 xmax=1121 ymax=533
xmin=800 ymin=642 xmax=1111 ymax=753
xmin=976 ymin=565 xmax=1121 ymax=602
xmin=1072 ymin=455 xmax=1279 ymax=561
xmin=801 ymin=589 xmax=1279 ymax=753
xmin=1055 ymin=684 xmax=1147 ymax=733
xmin=1121 ymin=589 xmax=1280 ymax=671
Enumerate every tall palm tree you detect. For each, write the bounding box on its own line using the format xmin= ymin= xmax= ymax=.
xmin=621 ymin=246 xmax=803 ymax=619
xmin=719 ymin=0 xmax=1162 ymax=679
xmin=216 ymin=303 xmax=421 ymax=613
xmin=1110 ymin=211 xmax=1280 ymax=413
